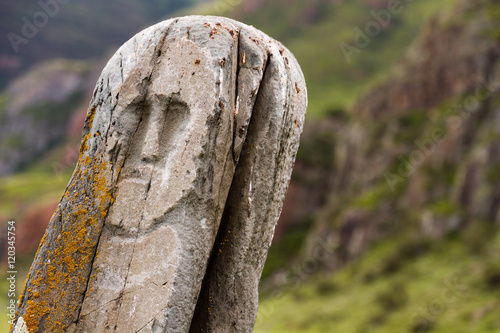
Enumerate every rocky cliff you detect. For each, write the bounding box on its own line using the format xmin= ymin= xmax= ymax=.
xmin=0 ymin=59 xmax=91 ymax=175
xmin=292 ymin=0 xmax=500 ymax=272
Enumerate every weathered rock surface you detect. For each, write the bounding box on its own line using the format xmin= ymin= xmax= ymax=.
xmin=11 ymin=16 xmax=307 ymax=333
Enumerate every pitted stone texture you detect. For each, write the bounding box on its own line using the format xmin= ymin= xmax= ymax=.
xmin=12 ymin=16 xmax=306 ymax=333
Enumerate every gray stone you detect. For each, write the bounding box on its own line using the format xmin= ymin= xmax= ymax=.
xmin=11 ymin=16 xmax=307 ymax=333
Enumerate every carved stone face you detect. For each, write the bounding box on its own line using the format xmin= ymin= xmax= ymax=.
xmin=77 ymin=19 xmax=241 ymax=332
xmin=78 ymin=99 xmax=186 ymax=331
xmin=107 ymin=95 xmax=190 ymax=233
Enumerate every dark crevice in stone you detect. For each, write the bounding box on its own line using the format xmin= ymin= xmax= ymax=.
xmin=188 ymin=32 xmax=274 ymax=333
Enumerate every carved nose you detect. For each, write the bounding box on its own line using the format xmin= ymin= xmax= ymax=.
xmin=141 ymin=104 xmax=165 ymax=162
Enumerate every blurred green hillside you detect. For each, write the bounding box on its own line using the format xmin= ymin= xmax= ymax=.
xmin=255 ymin=227 xmax=500 ymax=332
xmin=2 ymin=0 xmax=500 ymax=332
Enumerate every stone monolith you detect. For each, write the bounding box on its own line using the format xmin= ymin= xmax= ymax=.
xmin=11 ymin=15 xmax=307 ymax=333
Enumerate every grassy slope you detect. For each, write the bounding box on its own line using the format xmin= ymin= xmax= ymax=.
xmin=0 ymin=171 xmax=72 ymax=219
xmin=0 ymin=171 xmax=73 ymax=332
xmin=0 ymin=168 xmax=73 ymax=326
xmin=255 ymin=225 xmax=500 ymax=332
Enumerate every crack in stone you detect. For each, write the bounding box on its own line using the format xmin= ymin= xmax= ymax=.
xmin=188 ymin=26 xmax=274 ymax=333
xmin=231 ymin=28 xmax=242 ymax=164
xmin=119 ymin=53 xmax=124 ymax=84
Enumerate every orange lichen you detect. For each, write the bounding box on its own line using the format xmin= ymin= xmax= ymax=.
xmin=79 ymin=133 xmax=91 ymax=155
xmin=24 ymin=299 xmax=50 ymax=330
xmin=19 ymin=129 xmax=116 ymax=332
xmin=83 ymin=106 xmax=97 ymax=132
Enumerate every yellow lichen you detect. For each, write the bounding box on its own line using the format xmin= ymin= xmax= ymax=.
xmin=20 ymin=127 xmax=116 ymax=332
